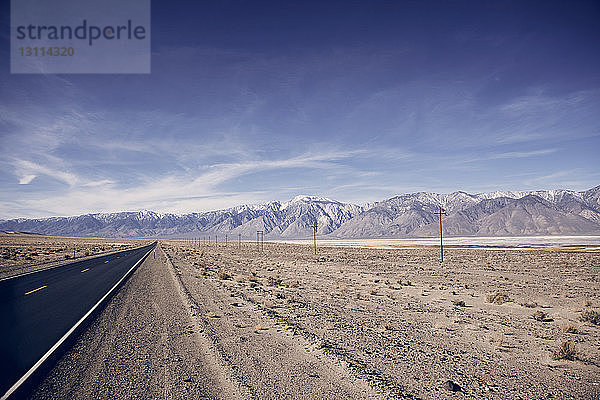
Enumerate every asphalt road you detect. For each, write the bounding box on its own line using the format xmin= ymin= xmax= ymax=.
xmin=0 ymin=242 xmax=156 ymax=398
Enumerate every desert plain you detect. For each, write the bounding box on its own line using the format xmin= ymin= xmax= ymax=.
xmin=0 ymin=232 xmax=150 ymax=279
xmin=3 ymin=233 xmax=599 ymax=399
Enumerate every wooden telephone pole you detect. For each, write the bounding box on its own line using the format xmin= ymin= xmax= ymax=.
xmin=256 ymin=231 xmax=264 ymax=251
xmin=313 ymin=222 xmax=317 ymax=255
xmin=439 ymin=206 xmax=447 ymax=263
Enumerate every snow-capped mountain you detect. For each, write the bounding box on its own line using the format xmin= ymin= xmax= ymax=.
xmin=0 ymin=195 xmax=363 ymax=239
xmin=333 ymin=186 xmax=600 ymax=238
xmin=1 ymin=186 xmax=599 ymax=238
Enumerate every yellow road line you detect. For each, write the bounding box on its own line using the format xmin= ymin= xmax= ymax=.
xmin=81 ymin=268 xmax=89 ymax=273
xmin=25 ymin=285 xmax=47 ymax=295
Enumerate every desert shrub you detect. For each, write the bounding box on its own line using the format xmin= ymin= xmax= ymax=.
xmin=521 ymin=302 xmax=538 ymax=308
xmin=561 ymin=324 xmax=579 ymax=334
xmin=486 ymin=291 xmax=512 ymax=305
xmin=453 ymin=300 xmax=466 ymax=307
xmin=532 ymin=311 xmax=552 ymax=322
xmin=579 ymin=310 xmax=600 ymax=325
xmin=287 ymin=280 xmax=300 ymax=288
xmin=217 ymin=269 xmax=231 ymax=280
xmin=552 ymin=341 xmax=577 ymax=361
xmin=266 ymin=276 xmax=282 ymax=286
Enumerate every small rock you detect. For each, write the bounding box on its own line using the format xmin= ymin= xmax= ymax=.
xmin=444 ymin=380 xmax=462 ymax=392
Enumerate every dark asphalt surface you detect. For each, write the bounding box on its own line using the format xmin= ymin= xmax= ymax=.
xmin=0 ymin=242 xmax=156 ymax=398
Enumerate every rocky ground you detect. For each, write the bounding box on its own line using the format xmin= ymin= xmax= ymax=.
xmin=0 ymin=233 xmax=148 ymax=279
xmin=160 ymin=240 xmax=600 ymax=400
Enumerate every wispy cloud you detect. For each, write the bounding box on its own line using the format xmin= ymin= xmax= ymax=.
xmin=14 ymin=160 xmax=79 ymax=187
xmin=18 ymin=175 xmax=37 ymax=185
xmin=2 ymin=150 xmax=363 ymax=217
xmin=489 ymin=148 xmax=557 ymax=159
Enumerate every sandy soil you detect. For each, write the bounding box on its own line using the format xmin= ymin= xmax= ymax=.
xmin=159 ymin=240 xmax=600 ymax=400
xmin=0 ymin=233 xmax=150 ymax=279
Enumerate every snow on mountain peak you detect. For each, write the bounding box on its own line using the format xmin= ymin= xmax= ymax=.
xmin=289 ymin=195 xmax=336 ymax=203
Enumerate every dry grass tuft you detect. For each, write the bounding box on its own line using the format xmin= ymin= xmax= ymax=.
xmin=552 ymin=341 xmax=577 ymax=361
xmin=532 ymin=310 xmax=552 ymax=322
xmin=266 ymin=276 xmax=283 ymax=286
xmin=520 ymin=302 xmax=538 ymax=308
xmin=287 ymin=280 xmax=300 ymax=288
xmin=486 ymin=291 xmax=512 ymax=305
xmin=217 ymin=269 xmax=232 ymax=280
xmin=579 ymin=310 xmax=600 ymax=325
xmin=561 ymin=324 xmax=579 ymax=334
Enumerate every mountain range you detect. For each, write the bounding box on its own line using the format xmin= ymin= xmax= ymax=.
xmin=1 ymin=187 xmax=599 ymax=239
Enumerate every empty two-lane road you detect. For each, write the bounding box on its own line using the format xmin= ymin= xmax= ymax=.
xmin=0 ymin=242 xmax=156 ymax=398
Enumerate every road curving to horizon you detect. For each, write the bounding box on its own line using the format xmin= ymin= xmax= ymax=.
xmin=0 ymin=242 xmax=156 ymax=399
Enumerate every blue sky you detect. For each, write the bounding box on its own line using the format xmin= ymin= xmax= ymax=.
xmin=1 ymin=0 xmax=599 ymax=218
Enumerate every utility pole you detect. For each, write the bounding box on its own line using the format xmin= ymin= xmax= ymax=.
xmin=257 ymin=231 xmax=264 ymax=251
xmin=225 ymin=234 xmax=228 ymax=246
xmin=238 ymin=233 xmax=241 ymax=250
xmin=439 ymin=206 xmax=447 ymax=263
xmin=313 ymin=222 xmax=317 ymax=255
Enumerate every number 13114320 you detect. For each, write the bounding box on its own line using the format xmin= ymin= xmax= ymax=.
xmin=18 ymin=46 xmax=75 ymax=56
